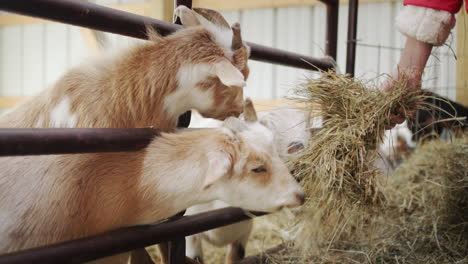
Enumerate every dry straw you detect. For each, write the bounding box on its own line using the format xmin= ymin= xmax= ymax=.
xmin=150 ymin=71 xmax=466 ymax=263
xmin=287 ymin=71 xmax=421 ymax=257
xmin=261 ymin=135 xmax=467 ymax=263
xmin=259 ymin=71 xmax=466 ymax=263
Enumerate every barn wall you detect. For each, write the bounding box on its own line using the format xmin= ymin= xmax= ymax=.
xmin=0 ymin=0 xmax=458 ymax=108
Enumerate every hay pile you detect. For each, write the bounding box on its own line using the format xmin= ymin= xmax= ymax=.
xmin=379 ymin=136 xmax=468 ymax=262
xmin=258 ymin=135 xmax=467 ymax=263
xmin=287 ymin=72 xmax=420 ymax=256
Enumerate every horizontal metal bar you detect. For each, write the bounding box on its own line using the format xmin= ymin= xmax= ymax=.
xmin=0 ymin=207 xmax=266 ymax=264
xmin=317 ymin=0 xmax=338 ymax=4
xmin=0 ymin=128 xmax=159 ymax=156
xmin=0 ymin=0 xmax=334 ymax=71
xmin=246 ymin=42 xmax=335 ymax=71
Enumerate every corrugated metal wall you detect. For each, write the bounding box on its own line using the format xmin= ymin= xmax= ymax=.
xmin=0 ymin=1 xmax=458 ymax=102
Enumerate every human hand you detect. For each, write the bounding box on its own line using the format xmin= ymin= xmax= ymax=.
xmin=382 ymin=36 xmax=432 ymax=129
xmin=381 ymin=69 xmax=422 ymax=129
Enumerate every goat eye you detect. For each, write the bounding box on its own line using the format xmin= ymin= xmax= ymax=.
xmin=252 ymin=166 xmax=267 ymax=173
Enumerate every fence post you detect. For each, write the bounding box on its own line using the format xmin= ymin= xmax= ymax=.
xmin=322 ymin=0 xmax=338 ymax=60
xmin=172 ymin=1 xmax=192 ymax=260
xmin=346 ymin=0 xmax=358 ymax=76
xmin=175 ymin=0 xmax=192 ymax=128
xmin=168 ymin=237 xmax=186 ymax=264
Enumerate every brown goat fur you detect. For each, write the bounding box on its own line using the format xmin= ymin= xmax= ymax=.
xmin=0 ymin=8 xmax=250 ymax=130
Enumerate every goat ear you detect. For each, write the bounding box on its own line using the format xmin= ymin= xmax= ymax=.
xmin=213 ymin=60 xmax=246 ymax=88
xmin=243 ymin=98 xmax=258 ymax=122
xmin=223 ymin=117 xmax=247 ymax=133
xmin=174 ymin=5 xmax=201 ymax=27
xmin=203 ymin=151 xmax=232 ymax=189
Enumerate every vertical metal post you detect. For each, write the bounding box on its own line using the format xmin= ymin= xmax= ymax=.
xmin=172 ymin=1 xmax=192 ymax=261
xmin=166 ymin=210 xmax=187 ymax=264
xmin=168 ymin=237 xmax=186 ymax=264
xmin=324 ymin=0 xmax=338 ymax=60
xmin=346 ymin=0 xmax=358 ymax=76
xmin=175 ymin=0 xmax=193 ymax=128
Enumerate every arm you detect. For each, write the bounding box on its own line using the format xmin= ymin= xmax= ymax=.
xmin=383 ymin=2 xmax=458 ymax=128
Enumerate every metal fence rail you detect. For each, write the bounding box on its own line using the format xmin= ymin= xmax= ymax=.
xmin=0 ymin=128 xmax=159 ymax=156
xmin=0 ymin=0 xmax=355 ymax=263
xmin=0 ymin=0 xmax=336 ymax=71
xmin=0 ymin=208 xmax=265 ymax=264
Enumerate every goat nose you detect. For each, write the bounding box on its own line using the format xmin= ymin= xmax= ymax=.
xmin=296 ymin=192 xmax=306 ymax=205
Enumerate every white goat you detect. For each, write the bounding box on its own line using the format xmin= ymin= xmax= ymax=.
xmin=185 ymin=107 xmax=416 ymax=264
xmin=376 ymin=121 xmax=415 ymax=176
xmin=0 ymin=99 xmax=304 ymax=264
xmin=186 ymin=105 xmax=312 ymax=264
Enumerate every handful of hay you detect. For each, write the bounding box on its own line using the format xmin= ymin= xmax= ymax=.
xmin=289 ymin=71 xmax=421 ymax=256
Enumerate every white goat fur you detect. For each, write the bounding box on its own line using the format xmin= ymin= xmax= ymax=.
xmin=186 ymin=107 xmax=415 ymax=263
xmin=186 ymin=105 xmax=311 ymax=263
xmin=0 ymin=6 xmax=253 ymax=263
xmin=0 ymin=113 xmax=304 ymax=264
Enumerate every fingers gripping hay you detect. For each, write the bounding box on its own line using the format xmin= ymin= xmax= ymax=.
xmin=289 ymin=71 xmax=421 ymax=256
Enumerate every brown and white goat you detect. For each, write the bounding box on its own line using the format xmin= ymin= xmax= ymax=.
xmin=0 ymin=99 xmax=304 ymax=264
xmin=186 ymin=105 xmax=312 ymax=264
xmin=0 ymin=6 xmax=250 ymax=130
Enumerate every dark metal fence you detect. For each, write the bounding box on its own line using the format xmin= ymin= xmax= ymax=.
xmin=0 ymin=0 xmax=357 ymax=263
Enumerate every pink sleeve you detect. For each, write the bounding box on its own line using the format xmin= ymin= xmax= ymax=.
xmin=403 ymin=0 xmax=463 ymax=14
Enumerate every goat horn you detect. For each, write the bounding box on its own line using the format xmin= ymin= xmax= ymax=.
xmin=192 ymin=7 xmax=230 ymax=29
xmin=243 ymin=98 xmax=258 ymax=122
xmin=231 ymin=23 xmax=243 ymax=50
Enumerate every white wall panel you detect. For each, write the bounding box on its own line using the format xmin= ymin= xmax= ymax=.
xmin=69 ymin=26 xmax=89 ymax=67
xmin=241 ymin=8 xmax=275 ymax=99
xmin=275 ymin=6 xmax=314 ymax=98
xmin=44 ymin=23 xmax=68 ymax=89
xmin=1 ymin=26 xmax=22 ymax=96
xmin=23 ymin=24 xmax=45 ymax=96
xmin=97 ymin=0 xmax=120 ymax=5
xmin=336 ymin=3 xmax=348 ymax=72
xmin=311 ymin=5 xmax=326 ymax=58
xmin=221 ymin=10 xmax=241 ymax=25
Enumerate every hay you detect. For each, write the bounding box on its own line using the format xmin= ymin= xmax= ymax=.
xmin=379 ymin=136 xmax=468 ymax=262
xmin=200 ymin=213 xmax=290 ymax=264
xmin=260 ymin=135 xmax=467 ymax=263
xmin=288 ymin=71 xmax=420 ymax=256
xmin=149 ymin=72 xmax=467 ymax=263
xmin=291 ymin=71 xmax=419 ymax=203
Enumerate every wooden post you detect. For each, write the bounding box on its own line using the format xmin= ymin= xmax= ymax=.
xmin=456 ymin=9 xmax=468 ymax=105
